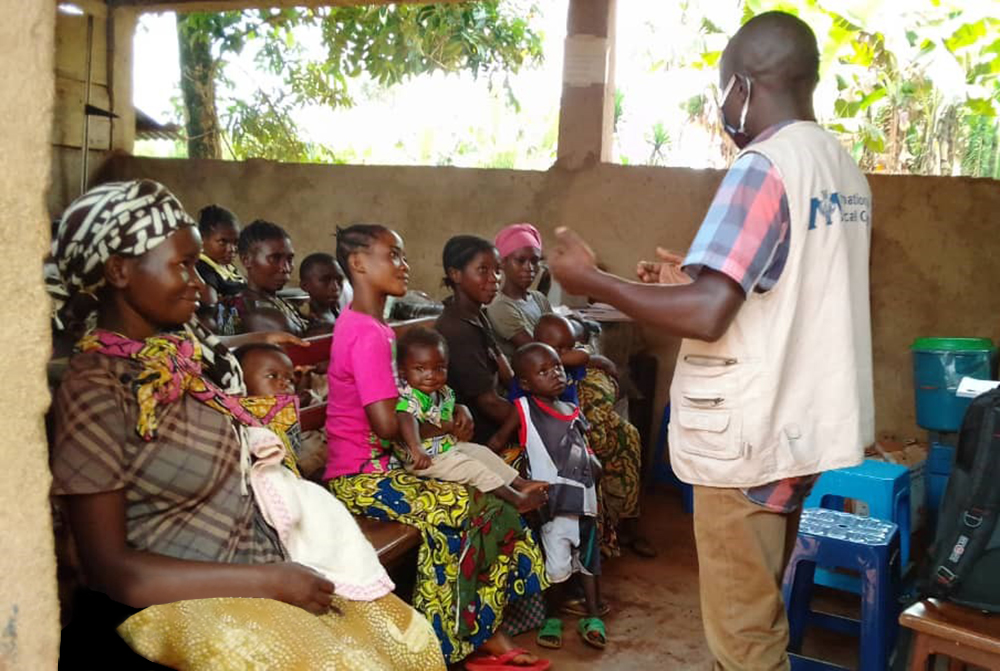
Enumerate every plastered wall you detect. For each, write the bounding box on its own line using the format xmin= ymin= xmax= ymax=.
xmin=101 ymin=155 xmax=1000 ymax=442
xmin=0 ymin=0 xmax=60 ymax=668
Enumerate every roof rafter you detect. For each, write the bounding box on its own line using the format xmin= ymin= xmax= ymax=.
xmin=109 ymin=0 xmax=465 ymax=12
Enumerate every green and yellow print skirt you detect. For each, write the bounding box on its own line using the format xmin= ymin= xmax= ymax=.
xmin=328 ymin=469 xmax=548 ymax=664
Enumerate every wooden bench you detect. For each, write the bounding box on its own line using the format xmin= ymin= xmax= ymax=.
xmin=900 ymin=598 xmax=1000 ymax=670
xmin=284 ymin=316 xmax=436 ymax=366
xmin=289 ymin=316 xmax=437 ymax=568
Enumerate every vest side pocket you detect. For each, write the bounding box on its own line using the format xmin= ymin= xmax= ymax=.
xmin=675 ymin=408 xmax=744 ymax=460
xmin=674 ymin=366 xmax=745 ymax=461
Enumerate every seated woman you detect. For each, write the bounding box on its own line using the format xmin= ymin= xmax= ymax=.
xmin=435 ymin=235 xmax=514 ymax=446
xmin=49 ymin=180 xmax=445 ymax=671
xmin=326 ymin=224 xmax=550 ymax=671
xmin=486 ymin=223 xmax=552 ymax=360
xmin=233 ymin=219 xmax=308 ymax=336
xmin=196 ymin=204 xmax=246 ymax=299
xmin=487 ymin=223 xmax=655 ymax=560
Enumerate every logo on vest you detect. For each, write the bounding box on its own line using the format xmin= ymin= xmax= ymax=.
xmin=808 ymin=190 xmax=870 ymax=230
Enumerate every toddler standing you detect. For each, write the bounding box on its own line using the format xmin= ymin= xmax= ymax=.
xmin=489 ymin=342 xmax=607 ymax=651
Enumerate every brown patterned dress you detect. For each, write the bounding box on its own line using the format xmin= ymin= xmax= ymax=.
xmin=52 ymin=352 xmax=445 ymax=671
xmin=51 ymin=352 xmax=283 ymax=564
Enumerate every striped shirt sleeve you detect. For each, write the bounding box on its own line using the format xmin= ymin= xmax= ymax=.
xmin=683 ymin=152 xmax=790 ymax=294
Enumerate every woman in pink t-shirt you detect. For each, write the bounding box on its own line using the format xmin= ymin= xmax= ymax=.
xmin=325 ymin=224 xmax=551 ymax=670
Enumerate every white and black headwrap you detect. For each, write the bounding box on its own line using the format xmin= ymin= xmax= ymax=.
xmin=49 ymin=180 xmax=194 ymax=318
xmin=47 ymin=179 xmax=245 ymax=394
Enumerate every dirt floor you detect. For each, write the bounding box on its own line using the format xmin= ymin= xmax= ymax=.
xmin=509 ymin=487 xmax=911 ymax=671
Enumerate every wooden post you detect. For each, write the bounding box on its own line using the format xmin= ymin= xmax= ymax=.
xmin=556 ymin=0 xmax=616 ymax=169
xmin=108 ymin=5 xmax=137 ymax=154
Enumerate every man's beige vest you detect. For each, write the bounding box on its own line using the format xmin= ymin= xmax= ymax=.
xmin=669 ymin=121 xmax=874 ymax=488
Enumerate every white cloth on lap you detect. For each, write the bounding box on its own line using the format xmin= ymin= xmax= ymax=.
xmin=247 ymin=427 xmax=394 ymax=601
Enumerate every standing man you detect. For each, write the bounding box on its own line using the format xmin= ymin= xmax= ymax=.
xmin=549 ymin=11 xmax=873 ymax=670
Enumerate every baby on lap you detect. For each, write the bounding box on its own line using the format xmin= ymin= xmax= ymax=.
xmin=235 ymin=342 xmax=393 ymax=601
xmin=394 ymin=327 xmax=548 ymax=513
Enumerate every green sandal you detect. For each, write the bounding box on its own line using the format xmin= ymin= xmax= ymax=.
xmin=536 ymin=617 xmax=563 ymax=649
xmin=578 ymin=617 xmax=607 ymax=650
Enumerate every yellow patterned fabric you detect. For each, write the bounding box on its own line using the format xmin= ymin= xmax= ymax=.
xmin=77 ymin=329 xmax=252 ymax=441
xmin=328 ymin=470 xmax=548 ymax=664
xmin=239 ymin=395 xmax=302 ymax=476
xmin=198 ymin=253 xmax=245 ymax=283
xmin=117 ymin=594 xmax=445 ymax=671
xmin=79 ymin=331 xmax=304 ymax=472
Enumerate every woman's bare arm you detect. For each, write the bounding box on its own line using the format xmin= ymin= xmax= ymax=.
xmin=65 ymin=491 xmax=335 ymax=613
xmin=487 ymin=408 xmax=522 ymax=452
xmin=474 ymin=390 xmax=513 ymax=429
xmin=364 ymin=398 xmax=401 ymax=440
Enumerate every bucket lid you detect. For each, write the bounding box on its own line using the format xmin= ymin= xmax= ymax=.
xmin=911 ymin=337 xmax=995 ymax=352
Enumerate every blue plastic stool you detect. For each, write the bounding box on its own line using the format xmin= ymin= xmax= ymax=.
xmin=803 ymin=459 xmax=911 ymax=592
xmin=782 ymin=509 xmax=901 ymax=671
xmin=652 ymin=403 xmax=693 ymax=513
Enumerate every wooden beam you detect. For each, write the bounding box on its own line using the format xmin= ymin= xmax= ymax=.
xmin=109 ymin=0 xmax=466 ymax=12
xmin=108 ymin=6 xmax=137 ymax=152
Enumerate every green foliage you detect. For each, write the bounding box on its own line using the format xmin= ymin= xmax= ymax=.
xmin=646 ymin=121 xmax=671 ymax=165
xmin=682 ymin=0 xmax=1000 ymax=177
xmin=178 ymin=2 xmax=544 ymax=162
xmin=224 ymin=95 xmax=339 ymax=162
xmin=319 ymin=3 xmax=542 ymax=87
xmin=962 ymin=115 xmax=999 ymax=177
xmin=827 ymin=6 xmax=1000 ymax=175
xmin=683 ymin=93 xmax=706 ymax=118
xmin=614 ymin=88 xmax=625 ymax=132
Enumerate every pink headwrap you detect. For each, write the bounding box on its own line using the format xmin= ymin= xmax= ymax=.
xmin=494 ymin=223 xmax=542 ymax=259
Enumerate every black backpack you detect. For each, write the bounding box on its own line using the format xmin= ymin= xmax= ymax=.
xmin=924 ymin=388 xmax=1000 ymax=611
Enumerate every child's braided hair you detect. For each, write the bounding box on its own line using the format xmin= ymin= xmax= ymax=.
xmin=335 ymin=224 xmax=390 ymax=282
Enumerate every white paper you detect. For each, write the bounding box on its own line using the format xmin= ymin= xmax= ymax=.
xmin=563 ymin=35 xmax=609 ymax=86
xmin=956 ymin=376 xmax=1000 ymax=398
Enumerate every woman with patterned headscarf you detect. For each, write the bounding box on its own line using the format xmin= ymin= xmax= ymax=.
xmin=49 ymin=180 xmax=445 ymax=670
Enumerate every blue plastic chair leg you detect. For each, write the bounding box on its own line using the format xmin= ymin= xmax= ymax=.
xmin=782 ymin=510 xmax=900 ymax=671
xmin=894 ymin=489 xmax=911 ymax=572
xmin=652 ymin=402 xmax=673 ymax=485
xmin=783 ymin=545 xmax=817 ymax=653
xmin=682 ymin=481 xmax=694 ymax=513
xmin=652 ymin=403 xmax=694 ymax=513
xmin=858 ymin=544 xmax=896 ymax=671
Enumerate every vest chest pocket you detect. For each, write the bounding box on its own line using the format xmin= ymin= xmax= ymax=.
xmin=674 ymin=361 xmax=745 ymax=460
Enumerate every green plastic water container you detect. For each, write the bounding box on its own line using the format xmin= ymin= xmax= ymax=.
xmin=912 ymin=337 xmax=996 ymax=432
